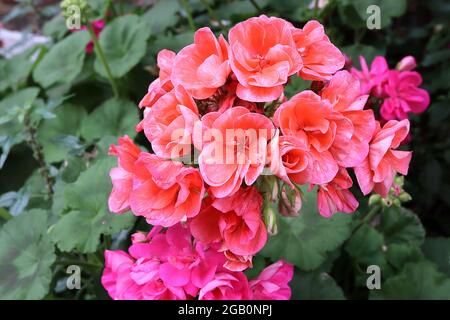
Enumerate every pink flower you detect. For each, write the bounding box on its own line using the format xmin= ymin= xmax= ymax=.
xmin=350 ymin=55 xmax=388 ymax=96
xmin=321 ymin=71 xmax=376 ymax=167
xmin=292 ymin=20 xmax=345 ymax=81
xmin=396 ymin=56 xmax=417 ymax=71
xmin=228 ymin=15 xmax=302 ymax=102
xmin=354 ymin=120 xmax=412 ymax=197
xmin=250 ymin=260 xmax=294 ymax=300
xmin=138 ymin=85 xmax=200 ymax=159
xmin=129 ymin=153 xmax=204 ymax=227
xmin=139 ymin=49 xmax=176 ymax=108
xmin=317 ymin=168 xmax=358 ymax=218
xmin=172 ymin=27 xmax=230 ymax=99
xmin=195 ymin=106 xmax=274 ymax=198
xmin=274 ymin=90 xmax=353 ymax=184
xmin=268 ymin=131 xmax=311 ymax=187
xmin=380 ymin=70 xmax=430 ymax=121
xmin=102 ymin=224 xmax=225 ymax=300
xmin=108 ymin=136 xmax=141 ymax=213
xmin=189 ymin=187 xmax=267 ymax=271
xmin=199 ymin=271 xmax=251 ymax=300
xmin=102 ymin=250 xmax=187 ymax=300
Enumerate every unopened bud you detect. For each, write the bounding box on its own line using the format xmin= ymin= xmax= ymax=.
xmin=398 ymin=191 xmax=412 ymax=202
xmin=369 ymin=193 xmax=382 ymax=207
xmin=279 ymin=185 xmax=302 ymax=217
xmin=396 ymin=56 xmax=417 ymax=71
xmin=263 ymin=200 xmax=278 ymax=235
xmin=394 ymin=175 xmax=405 ymax=187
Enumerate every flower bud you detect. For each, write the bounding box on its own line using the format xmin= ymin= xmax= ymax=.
xmin=398 ymin=191 xmax=412 ymax=203
xmin=279 ymin=185 xmax=302 ymax=217
xmin=263 ymin=200 xmax=278 ymax=235
xmin=396 ymin=56 xmax=417 ymax=71
xmin=368 ymin=193 xmax=382 ymax=207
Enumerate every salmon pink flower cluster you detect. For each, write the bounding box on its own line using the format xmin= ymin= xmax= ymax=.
xmin=103 ymin=15 xmax=418 ymax=300
xmin=351 ymin=55 xmax=430 ymax=121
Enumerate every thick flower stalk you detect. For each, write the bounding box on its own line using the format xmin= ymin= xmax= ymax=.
xmin=103 ymin=15 xmax=420 ymax=300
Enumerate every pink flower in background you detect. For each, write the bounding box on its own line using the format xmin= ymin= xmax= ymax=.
xmin=350 ymin=55 xmax=429 ymax=122
xmin=350 ymin=55 xmax=388 ymax=96
xmin=199 ymin=271 xmax=251 ymax=300
xmin=189 ymin=187 xmax=267 ymax=271
xmin=250 ymin=260 xmax=294 ymax=300
xmin=129 ymin=153 xmax=204 ymax=227
xmin=292 ymin=20 xmax=345 ymax=81
xmin=138 ymin=85 xmax=199 ymax=159
xmin=228 ymin=15 xmax=302 ymax=102
xmin=108 ymin=136 xmax=141 ymax=213
xmin=380 ymin=70 xmax=430 ymax=121
xmin=354 ymin=119 xmax=412 ymax=197
xmin=317 ymin=168 xmax=358 ymax=218
xmin=172 ymin=27 xmax=230 ymax=99
xmin=139 ymin=49 xmax=176 ymax=108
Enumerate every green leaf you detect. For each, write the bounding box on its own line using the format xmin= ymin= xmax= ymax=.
xmin=379 ymin=207 xmax=425 ymax=246
xmin=261 ymin=189 xmax=353 ymax=270
xmin=95 ymin=15 xmax=152 ymax=78
xmin=50 ymin=157 xmax=135 ymax=253
xmin=42 ymin=15 xmax=68 ymax=40
xmin=370 ymin=261 xmax=450 ymax=299
xmin=0 ymin=53 xmax=33 ymax=92
xmin=422 ymin=237 xmax=450 ymax=277
xmin=0 ymin=209 xmax=56 ymax=299
xmin=33 ymin=31 xmax=90 ymax=88
xmin=346 ymin=224 xmax=386 ymax=266
xmin=291 ymin=269 xmax=345 ymax=300
xmin=37 ymin=104 xmax=87 ymax=163
xmin=80 ymin=98 xmax=139 ymax=141
xmin=0 ymin=88 xmax=40 ymax=167
xmin=385 ymin=243 xmax=423 ymax=270
xmin=142 ymin=0 xmax=180 ymax=34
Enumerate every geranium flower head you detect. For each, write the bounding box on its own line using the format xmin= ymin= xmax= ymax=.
xmin=189 ymin=186 xmax=267 ymax=271
xmin=172 ymin=27 xmax=230 ymax=99
xmin=138 ymin=85 xmax=199 ymax=159
xmin=129 ymin=153 xmax=204 ymax=227
xmin=228 ymin=15 xmax=302 ymax=102
xmin=354 ymin=119 xmax=412 ymax=197
xmin=292 ymin=20 xmax=345 ymax=81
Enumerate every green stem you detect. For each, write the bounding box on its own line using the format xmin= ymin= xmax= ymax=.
xmin=180 ymin=0 xmax=196 ymax=31
xmin=314 ymin=0 xmax=319 ymax=19
xmin=362 ymin=205 xmax=381 ymax=225
xmin=250 ymin=0 xmax=262 ymax=12
xmin=87 ymin=23 xmax=119 ymax=98
xmin=24 ymin=116 xmax=54 ymax=196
